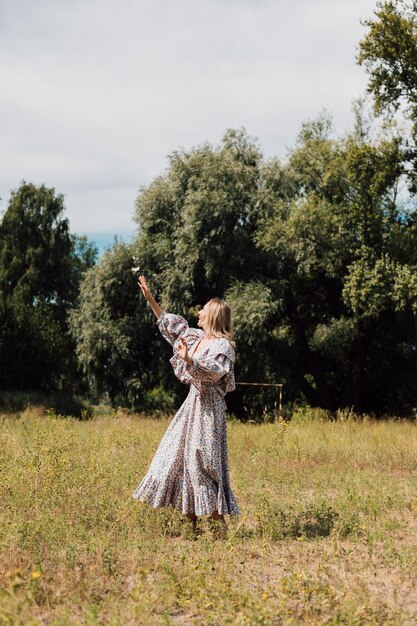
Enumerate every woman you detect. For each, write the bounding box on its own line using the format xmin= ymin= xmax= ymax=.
xmin=132 ymin=275 xmax=240 ymax=536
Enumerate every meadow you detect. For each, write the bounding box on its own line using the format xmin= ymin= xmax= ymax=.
xmin=1 ymin=406 xmax=417 ymax=625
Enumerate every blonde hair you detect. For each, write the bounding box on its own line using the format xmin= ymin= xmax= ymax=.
xmin=204 ymin=298 xmax=235 ymax=348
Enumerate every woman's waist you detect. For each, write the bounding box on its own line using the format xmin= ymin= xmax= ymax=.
xmin=189 ymin=382 xmax=228 ymax=402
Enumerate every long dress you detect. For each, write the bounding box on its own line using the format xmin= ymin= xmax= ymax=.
xmin=132 ymin=311 xmax=240 ymax=516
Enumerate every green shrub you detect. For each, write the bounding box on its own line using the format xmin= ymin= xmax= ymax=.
xmin=0 ymin=391 xmax=92 ymax=419
xmin=143 ymin=385 xmax=177 ymax=412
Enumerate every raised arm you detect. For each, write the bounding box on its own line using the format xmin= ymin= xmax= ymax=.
xmin=137 ymin=275 xmax=163 ymax=319
xmin=138 ymin=274 xmax=189 ymax=346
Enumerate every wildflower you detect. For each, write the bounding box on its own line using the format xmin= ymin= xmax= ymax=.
xmin=31 ymin=570 xmax=41 ymax=579
xmin=297 ymin=536 xmax=303 ymax=541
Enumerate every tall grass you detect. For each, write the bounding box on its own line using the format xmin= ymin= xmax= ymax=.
xmin=1 ymin=406 xmax=417 ymax=625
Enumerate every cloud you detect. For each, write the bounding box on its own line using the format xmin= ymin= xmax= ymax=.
xmin=0 ymin=0 xmax=377 ymax=235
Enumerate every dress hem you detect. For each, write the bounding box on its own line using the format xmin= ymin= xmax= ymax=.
xmin=132 ymin=495 xmax=241 ymax=517
xmin=132 ymin=474 xmax=240 ymax=517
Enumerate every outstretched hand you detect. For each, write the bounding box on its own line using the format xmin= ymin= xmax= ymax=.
xmin=138 ymin=275 xmax=151 ymax=300
xmin=178 ymin=336 xmax=191 ymax=364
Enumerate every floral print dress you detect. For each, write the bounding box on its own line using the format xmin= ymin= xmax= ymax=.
xmin=132 ymin=311 xmax=240 ymax=516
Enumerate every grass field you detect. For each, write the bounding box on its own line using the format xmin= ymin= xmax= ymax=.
xmin=1 ymin=406 xmax=417 ymax=625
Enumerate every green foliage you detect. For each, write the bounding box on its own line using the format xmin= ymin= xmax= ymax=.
xmin=0 ymin=390 xmax=92 ymax=419
xmin=358 ymin=1 xmax=417 ymax=191
xmin=358 ymin=0 xmax=417 ymax=118
xmin=0 ymin=182 xmax=97 ymax=392
xmin=70 ymin=118 xmax=417 ymax=416
xmin=72 ymin=130 xmax=275 ymax=412
xmin=393 ymin=263 xmax=417 ymax=313
xmin=225 ymin=280 xmax=280 ymax=388
xmin=143 ymin=385 xmax=177 ymax=413
xmin=69 ymin=242 xmax=181 ymax=409
xmin=255 ymin=113 xmax=417 ymax=414
xmin=343 ymin=253 xmax=399 ymax=317
xmin=226 ymin=281 xmax=279 ymax=345
xmin=134 ymin=128 xmax=264 ymax=310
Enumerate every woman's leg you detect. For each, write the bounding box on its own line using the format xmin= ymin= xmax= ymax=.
xmin=186 ymin=512 xmax=198 ymax=534
xmin=211 ymin=510 xmax=228 ymax=531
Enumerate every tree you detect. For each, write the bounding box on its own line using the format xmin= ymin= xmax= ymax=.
xmin=69 ymin=242 xmax=174 ymax=408
xmin=72 ymin=130 xmax=276 ymax=414
xmin=72 ymin=122 xmax=417 ymax=417
xmin=133 ymin=128 xmax=279 ymax=415
xmin=256 ymin=112 xmax=417 ymax=413
xmin=358 ymin=0 xmax=417 ymax=188
xmin=358 ymin=1 xmax=417 ymax=118
xmin=134 ymin=128 xmax=265 ymax=310
xmin=0 ymin=182 xmax=97 ymax=391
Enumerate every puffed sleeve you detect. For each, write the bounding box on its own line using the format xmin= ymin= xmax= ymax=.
xmin=185 ymin=339 xmax=235 ymax=386
xmin=156 ymin=311 xmax=189 ymax=346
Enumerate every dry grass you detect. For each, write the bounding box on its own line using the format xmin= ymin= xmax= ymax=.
xmin=1 ymin=406 xmax=417 ymax=625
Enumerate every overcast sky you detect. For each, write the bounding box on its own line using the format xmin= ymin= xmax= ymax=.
xmin=0 ymin=0 xmax=377 ymax=246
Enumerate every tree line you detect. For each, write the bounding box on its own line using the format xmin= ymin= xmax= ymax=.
xmin=1 ymin=0 xmax=417 ymax=417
